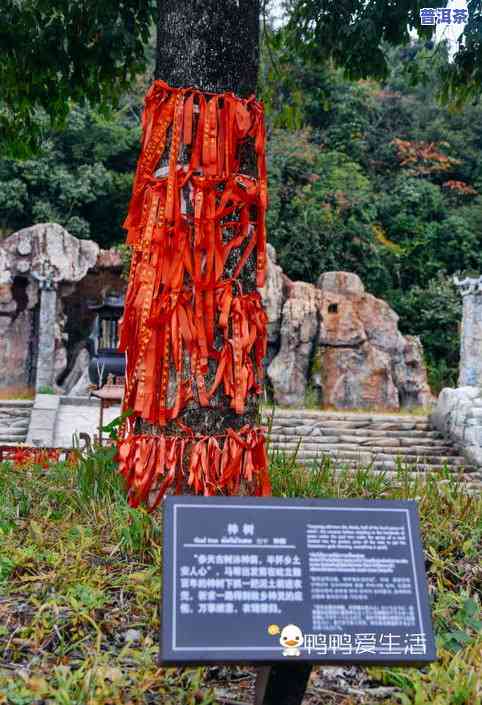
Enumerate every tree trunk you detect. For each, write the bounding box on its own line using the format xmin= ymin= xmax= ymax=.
xmin=156 ymin=0 xmax=260 ymax=97
xmin=148 ymin=0 xmax=262 ymax=443
xmin=117 ymin=0 xmax=268 ymax=505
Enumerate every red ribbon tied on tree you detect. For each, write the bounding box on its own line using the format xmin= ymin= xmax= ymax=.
xmin=116 ymin=80 xmax=270 ymax=508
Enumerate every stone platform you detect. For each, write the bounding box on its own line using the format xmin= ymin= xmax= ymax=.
xmin=21 ymin=394 xmax=120 ymax=448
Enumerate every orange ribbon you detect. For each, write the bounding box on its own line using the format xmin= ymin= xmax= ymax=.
xmin=117 ymin=80 xmax=269 ymax=507
xmin=117 ymin=427 xmax=270 ymax=511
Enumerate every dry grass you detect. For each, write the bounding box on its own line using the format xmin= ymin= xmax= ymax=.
xmin=0 ymin=449 xmax=480 ymax=705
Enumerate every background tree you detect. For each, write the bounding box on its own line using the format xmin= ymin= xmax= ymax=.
xmin=0 ymin=106 xmax=140 ymax=243
xmin=3 ymin=0 xmax=482 ymax=157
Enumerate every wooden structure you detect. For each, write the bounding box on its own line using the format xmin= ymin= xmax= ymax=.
xmin=90 ymin=374 xmax=124 ymax=444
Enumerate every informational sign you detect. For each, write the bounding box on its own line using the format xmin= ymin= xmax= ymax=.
xmin=160 ymin=496 xmax=436 ymax=664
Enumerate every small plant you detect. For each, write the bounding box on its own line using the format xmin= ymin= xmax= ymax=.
xmin=101 ymin=408 xmax=134 ymax=441
xmin=427 ymin=357 xmax=458 ymax=395
xmin=73 ymin=443 xmax=123 ymax=508
xmin=303 ymin=383 xmax=321 ymax=409
xmin=118 ymin=506 xmax=161 ymax=558
xmin=37 ymin=385 xmax=55 ymax=394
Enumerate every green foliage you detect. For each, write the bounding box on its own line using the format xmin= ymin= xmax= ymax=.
xmin=389 ymin=274 xmax=461 ymax=392
xmin=101 ymin=409 xmax=134 ymax=441
xmin=262 ymin=41 xmax=482 ymax=387
xmin=285 ymin=1 xmax=482 ymax=106
xmin=37 ymin=385 xmax=55 ymax=394
xmin=0 ymin=105 xmax=139 ymax=246
xmin=73 ymin=444 xmax=124 ymax=508
xmin=0 ymin=0 xmax=155 ymax=156
xmin=267 ymin=129 xmax=390 ymax=287
xmin=119 ymin=507 xmax=161 ymax=559
xmin=2 ymin=0 xmax=482 ymax=158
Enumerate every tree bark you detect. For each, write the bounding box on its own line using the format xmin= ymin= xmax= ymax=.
xmin=132 ymin=0 xmax=263 ymax=485
xmin=156 ymin=0 xmax=260 ymax=97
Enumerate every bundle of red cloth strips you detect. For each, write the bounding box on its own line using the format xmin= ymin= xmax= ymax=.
xmin=117 ymin=80 xmax=271 ymax=510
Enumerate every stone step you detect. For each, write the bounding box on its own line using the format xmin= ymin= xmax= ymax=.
xmin=265 ymin=418 xmax=432 ymax=431
xmin=266 ymin=420 xmax=433 ymax=429
xmin=270 ymin=449 xmax=470 ymax=467
xmin=338 ymin=436 xmax=453 ymax=448
xmin=295 ymin=458 xmax=474 ymax=472
xmin=262 ymin=409 xmax=430 ymax=422
xmin=319 ymin=467 xmax=482 ymax=485
xmin=371 ymin=454 xmax=467 ymax=466
xmin=0 ymin=401 xmax=33 ymax=408
xmin=267 ymin=433 xmax=453 ymax=448
xmin=0 ymin=428 xmax=28 ymax=438
xmin=0 ymin=410 xmax=32 ymax=418
xmin=268 ymin=427 xmax=444 ymax=440
xmin=0 ymin=417 xmax=29 ymax=425
xmin=268 ymin=441 xmax=459 ymax=455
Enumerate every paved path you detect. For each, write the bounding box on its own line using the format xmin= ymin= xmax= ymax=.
xmin=53 ymin=397 xmax=121 ymax=448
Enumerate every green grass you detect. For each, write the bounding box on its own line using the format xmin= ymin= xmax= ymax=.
xmin=37 ymin=385 xmax=56 ymax=395
xmin=0 ymin=447 xmax=480 ymax=704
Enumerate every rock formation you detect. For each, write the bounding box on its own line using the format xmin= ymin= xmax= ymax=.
xmin=266 ymin=282 xmax=322 ymax=406
xmin=262 ymin=251 xmax=432 ymax=411
xmin=0 ymin=225 xmax=432 ymax=411
xmin=0 ymin=224 xmax=123 ymax=392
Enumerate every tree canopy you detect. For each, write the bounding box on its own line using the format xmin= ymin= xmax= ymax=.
xmin=283 ymin=0 xmax=482 ymax=103
xmin=2 ymin=3 xmax=482 ymax=389
xmin=0 ymin=0 xmax=154 ymax=155
xmin=2 ymin=0 xmax=482 ymax=154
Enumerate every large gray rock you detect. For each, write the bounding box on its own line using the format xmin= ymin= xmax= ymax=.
xmin=393 ymin=336 xmax=433 ymax=408
xmin=0 ymin=224 xmax=98 ymax=392
xmin=0 ymin=224 xmax=121 ymax=393
xmin=62 ymin=347 xmax=91 ymax=395
xmin=68 ymin=366 xmax=92 ymax=397
xmin=431 ymin=386 xmax=482 ymax=466
xmin=259 ymin=243 xmax=285 ymax=345
xmin=316 ymin=342 xmax=399 ymax=410
xmin=2 ymin=223 xmax=99 ymax=285
xmin=267 ymin=282 xmax=322 ymax=406
xmin=317 ymin=271 xmax=365 ymax=295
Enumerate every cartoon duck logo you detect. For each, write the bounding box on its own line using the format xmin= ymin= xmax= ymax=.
xmin=278 ymin=624 xmax=303 ymax=656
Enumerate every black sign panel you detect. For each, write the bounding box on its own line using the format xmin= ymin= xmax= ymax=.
xmin=160 ymin=496 xmax=436 ymax=665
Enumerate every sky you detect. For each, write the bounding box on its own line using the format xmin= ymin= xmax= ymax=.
xmin=434 ymin=0 xmax=468 ymax=55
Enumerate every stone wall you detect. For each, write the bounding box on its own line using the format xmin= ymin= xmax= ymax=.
xmin=454 ymin=275 xmax=482 ymax=386
xmin=430 ymin=275 xmax=482 ymax=467
xmin=431 ymin=387 xmax=482 ymax=467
